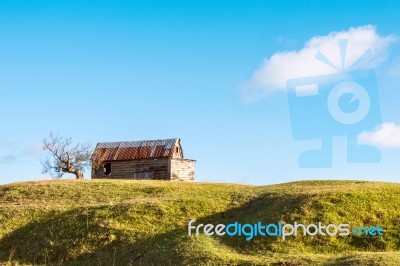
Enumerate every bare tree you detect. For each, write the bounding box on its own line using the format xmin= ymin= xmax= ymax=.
xmin=41 ymin=133 xmax=92 ymax=180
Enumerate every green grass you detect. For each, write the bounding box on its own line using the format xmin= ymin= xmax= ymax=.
xmin=0 ymin=179 xmax=399 ymax=265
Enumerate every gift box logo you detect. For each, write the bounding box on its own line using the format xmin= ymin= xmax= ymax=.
xmin=286 ymin=39 xmax=381 ymax=168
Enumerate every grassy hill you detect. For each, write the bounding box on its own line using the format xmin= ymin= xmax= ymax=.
xmin=0 ymin=179 xmax=399 ymax=265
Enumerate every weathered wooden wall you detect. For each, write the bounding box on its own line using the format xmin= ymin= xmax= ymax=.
xmin=92 ymin=158 xmax=170 ymax=180
xmin=169 ymin=159 xmax=195 ymax=181
xmin=92 ymin=157 xmax=195 ymax=181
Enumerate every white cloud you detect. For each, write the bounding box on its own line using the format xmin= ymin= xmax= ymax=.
xmin=0 ymin=154 xmax=18 ymax=165
xmin=0 ymin=141 xmax=44 ymax=165
xmin=23 ymin=143 xmax=44 ymax=158
xmin=241 ymin=25 xmax=396 ymax=102
xmin=0 ymin=139 xmax=18 ymax=149
xmin=358 ymin=123 xmax=400 ymax=148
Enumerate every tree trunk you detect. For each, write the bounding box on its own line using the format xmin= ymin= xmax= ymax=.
xmin=74 ymin=170 xmax=84 ymax=180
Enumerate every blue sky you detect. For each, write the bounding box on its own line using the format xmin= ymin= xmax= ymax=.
xmin=1 ymin=1 xmax=399 ymax=185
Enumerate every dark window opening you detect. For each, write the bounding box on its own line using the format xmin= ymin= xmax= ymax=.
xmin=103 ymin=163 xmax=111 ymax=176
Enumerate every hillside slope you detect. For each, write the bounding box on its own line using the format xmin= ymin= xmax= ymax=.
xmin=0 ymin=179 xmax=399 ymax=265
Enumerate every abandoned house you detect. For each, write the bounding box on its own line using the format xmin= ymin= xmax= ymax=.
xmin=91 ymin=138 xmax=195 ymax=181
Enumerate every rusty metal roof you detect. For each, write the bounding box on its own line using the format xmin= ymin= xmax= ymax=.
xmin=92 ymin=138 xmax=180 ymax=162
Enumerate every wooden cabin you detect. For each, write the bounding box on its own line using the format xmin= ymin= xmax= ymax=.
xmin=91 ymin=138 xmax=195 ymax=181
